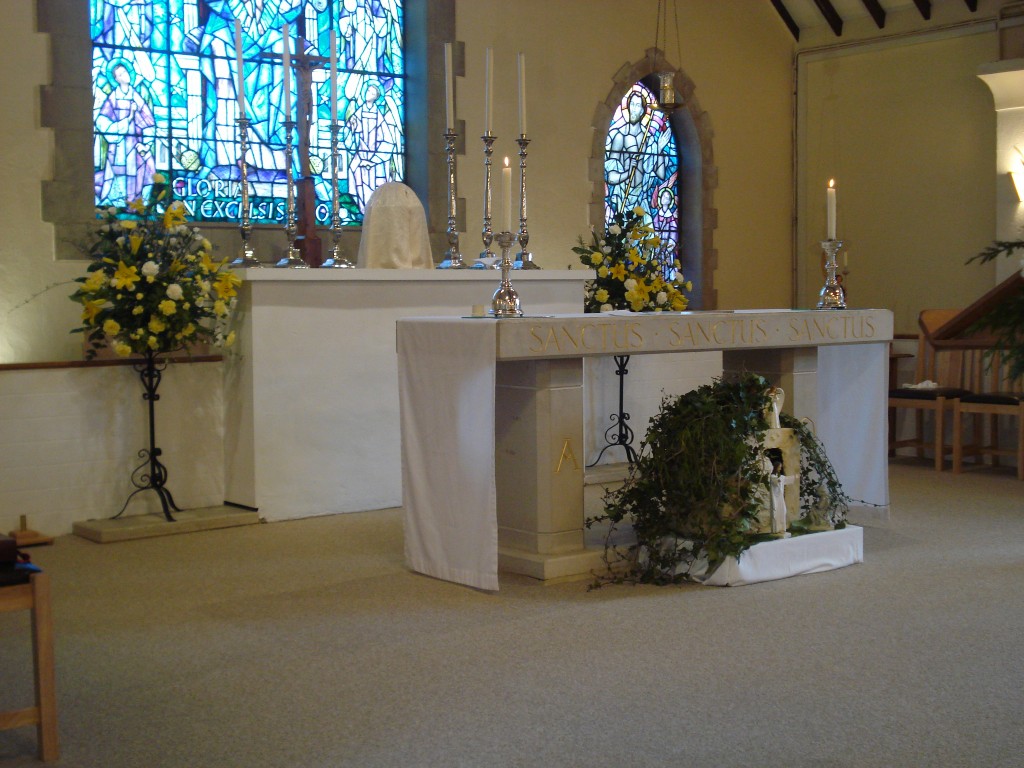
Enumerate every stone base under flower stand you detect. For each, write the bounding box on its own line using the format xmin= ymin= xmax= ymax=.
xmin=73 ymin=505 xmax=260 ymax=544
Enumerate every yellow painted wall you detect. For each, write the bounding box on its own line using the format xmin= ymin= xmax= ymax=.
xmin=454 ymin=0 xmax=796 ymax=309
xmin=797 ymin=29 xmax=998 ymax=334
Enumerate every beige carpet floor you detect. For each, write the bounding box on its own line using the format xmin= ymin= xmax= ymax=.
xmin=1 ymin=460 xmax=1022 ymax=767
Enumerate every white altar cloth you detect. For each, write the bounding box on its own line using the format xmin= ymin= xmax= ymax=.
xmin=398 ymin=318 xmax=499 ymax=590
xmin=698 ymin=526 xmax=864 ymax=586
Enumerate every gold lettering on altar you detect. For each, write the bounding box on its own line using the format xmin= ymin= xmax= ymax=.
xmin=668 ymin=317 xmax=770 ymax=348
xmin=554 ymin=438 xmax=580 ymax=474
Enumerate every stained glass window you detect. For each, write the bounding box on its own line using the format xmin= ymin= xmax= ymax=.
xmin=90 ymin=0 xmax=404 ymax=226
xmin=604 ymin=82 xmax=679 ymax=268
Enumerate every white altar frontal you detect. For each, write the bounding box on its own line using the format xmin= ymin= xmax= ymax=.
xmin=223 ymin=269 xmax=588 ymax=520
xmin=398 ymin=308 xmax=893 ymax=590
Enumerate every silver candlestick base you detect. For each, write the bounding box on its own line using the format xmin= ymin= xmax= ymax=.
xmin=490 ymin=231 xmax=522 ymax=317
xmin=321 ymin=241 xmax=355 ymax=268
xmin=275 ymin=246 xmax=307 ymax=268
xmin=817 ymin=239 xmax=846 ymax=310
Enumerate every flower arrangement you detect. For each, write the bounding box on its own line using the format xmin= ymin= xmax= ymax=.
xmin=70 ymin=174 xmax=241 ymax=359
xmin=573 ymin=206 xmax=691 ymax=313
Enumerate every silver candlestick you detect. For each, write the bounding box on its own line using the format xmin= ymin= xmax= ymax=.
xmin=515 ymin=133 xmax=538 ymax=269
xmin=230 ymin=116 xmax=261 ymax=268
xmin=490 ymin=230 xmax=522 ymax=317
xmin=480 ymin=132 xmax=496 ymax=260
xmin=817 ymin=239 xmax=846 ymax=309
xmin=321 ymin=121 xmax=354 ymax=268
xmin=438 ymin=129 xmax=465 ymax=269
xmin=275 ymin=120 xmax=307 ymax=268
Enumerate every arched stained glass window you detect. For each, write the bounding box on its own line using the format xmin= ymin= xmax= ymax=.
xmin=604 ymin=82 xmax=679 ymax=268
xmin=90 ymin=0 xmax=404 ymax=226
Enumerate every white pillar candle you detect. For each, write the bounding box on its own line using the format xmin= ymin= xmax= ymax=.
xmin=827 ymin=178 xmax=837 ymax=240
xmin=282 ymin=24 xmax=292 ymax=123
xmin=502 ymin=157 xmax=512 ymax=232
xmin=444 ymin=43 xmax=455 ymax=132
xmin=330 ymin=29 xmax=339 ymax=125
xmin=517 ymin=52 xmax=526 ymax=136
xmin=484 ymin=47 xmax=493 ymax=135
xmin=234 ymin=19 xmax=246 ymax=118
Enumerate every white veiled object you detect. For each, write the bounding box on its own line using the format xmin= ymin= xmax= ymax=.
xmin=356 ymin=182 xmax=434 ymax=269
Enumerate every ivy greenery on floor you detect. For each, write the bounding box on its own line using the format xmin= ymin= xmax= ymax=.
xmin=587 ymin=372 xmax=849 ymax=586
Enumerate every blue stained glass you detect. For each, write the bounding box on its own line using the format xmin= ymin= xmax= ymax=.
xmin=604 ymin=82 xmax=679 ymax=266
xmin=90 ymin=0 xmax=405 ymax=226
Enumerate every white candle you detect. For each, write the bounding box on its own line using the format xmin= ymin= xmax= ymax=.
xmin=827 ymin=178 xmax=837 ymax=240
xmin=444 ymin=43 xmax=454 ymax=132
xmin=282 ymin=24 xmax=291 ymax=123
xmin=502 ymin=157 xmax=512 ymax=232
xmin=330 ymin=29 xmax=339 ymax=125
xmin=234 ymin=19 xmax=246 ymax=118
xmin=517 ymin=52 xmax=527 ymax=136
xmin=484 ymin=47 xmax=493 ymax=135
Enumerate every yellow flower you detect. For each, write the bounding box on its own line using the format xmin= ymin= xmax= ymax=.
xmin=113 ymin=341 xmax=133 ymax=357
xmin=128 ymin=198 xmax=147 ymax=214
xmin=147 ymin=335 xmax=160 ymax=350
xmin=120 ymin=220 xmax=137 ymax=230
xmin=589 ymin=251 xmax=603 ymax=266
xmin=148 ymin=316 xmax=167 ymax=334
xmin=102 ymin=318 xmax=120 ymax=336
xmin=213 ymin=271 xmax=242 ymax=299
xmin=671 ymin=294 xmax=689 ymax=311
xmin=163 ymin=201 xmax=187 ymax=229
xmin=129 ymin=233 xmax=144 ymax=255
xmin=224 ymin=330 xmax=237 ymax=347
xmin=213 ymin=300 xmax=227 ymax=317
xmin=594 ymin=288 xmax=609 ymax=303
xmin=609 ymin=262 xmax=627 ymax=281
xmin=597 ymin=266 xmax=609 ymax=278
xmin=83 ymin=271 xmax=107 ymax=292
xmin=110 ymin=261 xmax=140 ymax=290
xmin=183 ymin=323 xmax=196 ymax=337
xmin=199 ymin=252 xmax=218 ymax=274
xmin=80 ymin=299 xmax=105 ymax=324
xmin=132 ymin=306 xmax=144 ymax=316
xmin=159 ymin=299 xmax=177 ymax=316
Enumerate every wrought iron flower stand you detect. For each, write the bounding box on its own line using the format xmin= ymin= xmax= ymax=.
xmin=587 ymin=354 xmax=639 ymax=467
xmin=115 ymin=350 xmax=181 ymax=521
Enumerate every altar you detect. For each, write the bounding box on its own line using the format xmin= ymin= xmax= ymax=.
xmin=398 ymin=308 xmax=894 ymax=590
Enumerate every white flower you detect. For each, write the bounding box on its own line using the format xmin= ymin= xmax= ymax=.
xmin=107 ymin=207 xmax=118 ymax=216
xmin=602 ymin=246 xmax=612 ymax=254
xmin=166 ymin=283 xmax=184 ymax=301
xmin=599 ymin=304 xmax=613 ymax=313
xmin=656 ymin=291 xmax=668 ymax=305
xmin=624 ymin=278 xmax=637 ymax=291
xmin=141 ymin=261 xmax=160 ymax=277
xmin=608 ymin=224 xmax=622 ymax=236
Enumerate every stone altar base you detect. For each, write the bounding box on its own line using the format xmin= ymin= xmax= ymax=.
xmin=73 ymin=506 xmax=260 ymax=544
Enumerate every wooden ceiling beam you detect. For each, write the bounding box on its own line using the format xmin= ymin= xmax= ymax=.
xmin=860 ymin=0 xmax=886 ymax=29
xmin=912 ymin=0 xmax=932 ymax=20
xmin=813 ymin=0 xmax=844 ymax=37
xmin=770 ymin=0 xmax=801 ymax=40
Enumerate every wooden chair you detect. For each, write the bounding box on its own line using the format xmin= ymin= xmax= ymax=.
xmin=888 ymin=309 xmax=983 ymax=470
xmin=0 ymin=570 xmax=59 ymax=761
xmin=952 ymin=351 xmax=1024 ymax=480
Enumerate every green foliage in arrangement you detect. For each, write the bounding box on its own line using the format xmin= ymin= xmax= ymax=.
xmin=966 ymin=242 xmax=1024 ymax=383
xmin=587 ymin=373 xmax=850 ymax=587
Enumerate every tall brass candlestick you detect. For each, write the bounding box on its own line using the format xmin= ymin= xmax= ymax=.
xmin=230 ymin=116 xmax=261 ymax=268
xmin=275 ymin=120 xmax=306 ymax=268
xmin=321 ymin=121 xmax=354 ymax=268
xmin=480 ymin=132 xmax=496 ymax=260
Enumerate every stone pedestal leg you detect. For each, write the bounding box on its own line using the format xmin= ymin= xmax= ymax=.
xmin=494 ymin=358 xmax=606 ymax=581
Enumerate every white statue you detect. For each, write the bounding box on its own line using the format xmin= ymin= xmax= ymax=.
xmin=768 ymin=452 xmax=794 ymax=536
xmin=766 ymin=386 xmax=784 ymax=429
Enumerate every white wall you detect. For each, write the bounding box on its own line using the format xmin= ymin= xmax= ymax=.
xmin=0 ymin=361 xmax=225 ymax=536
